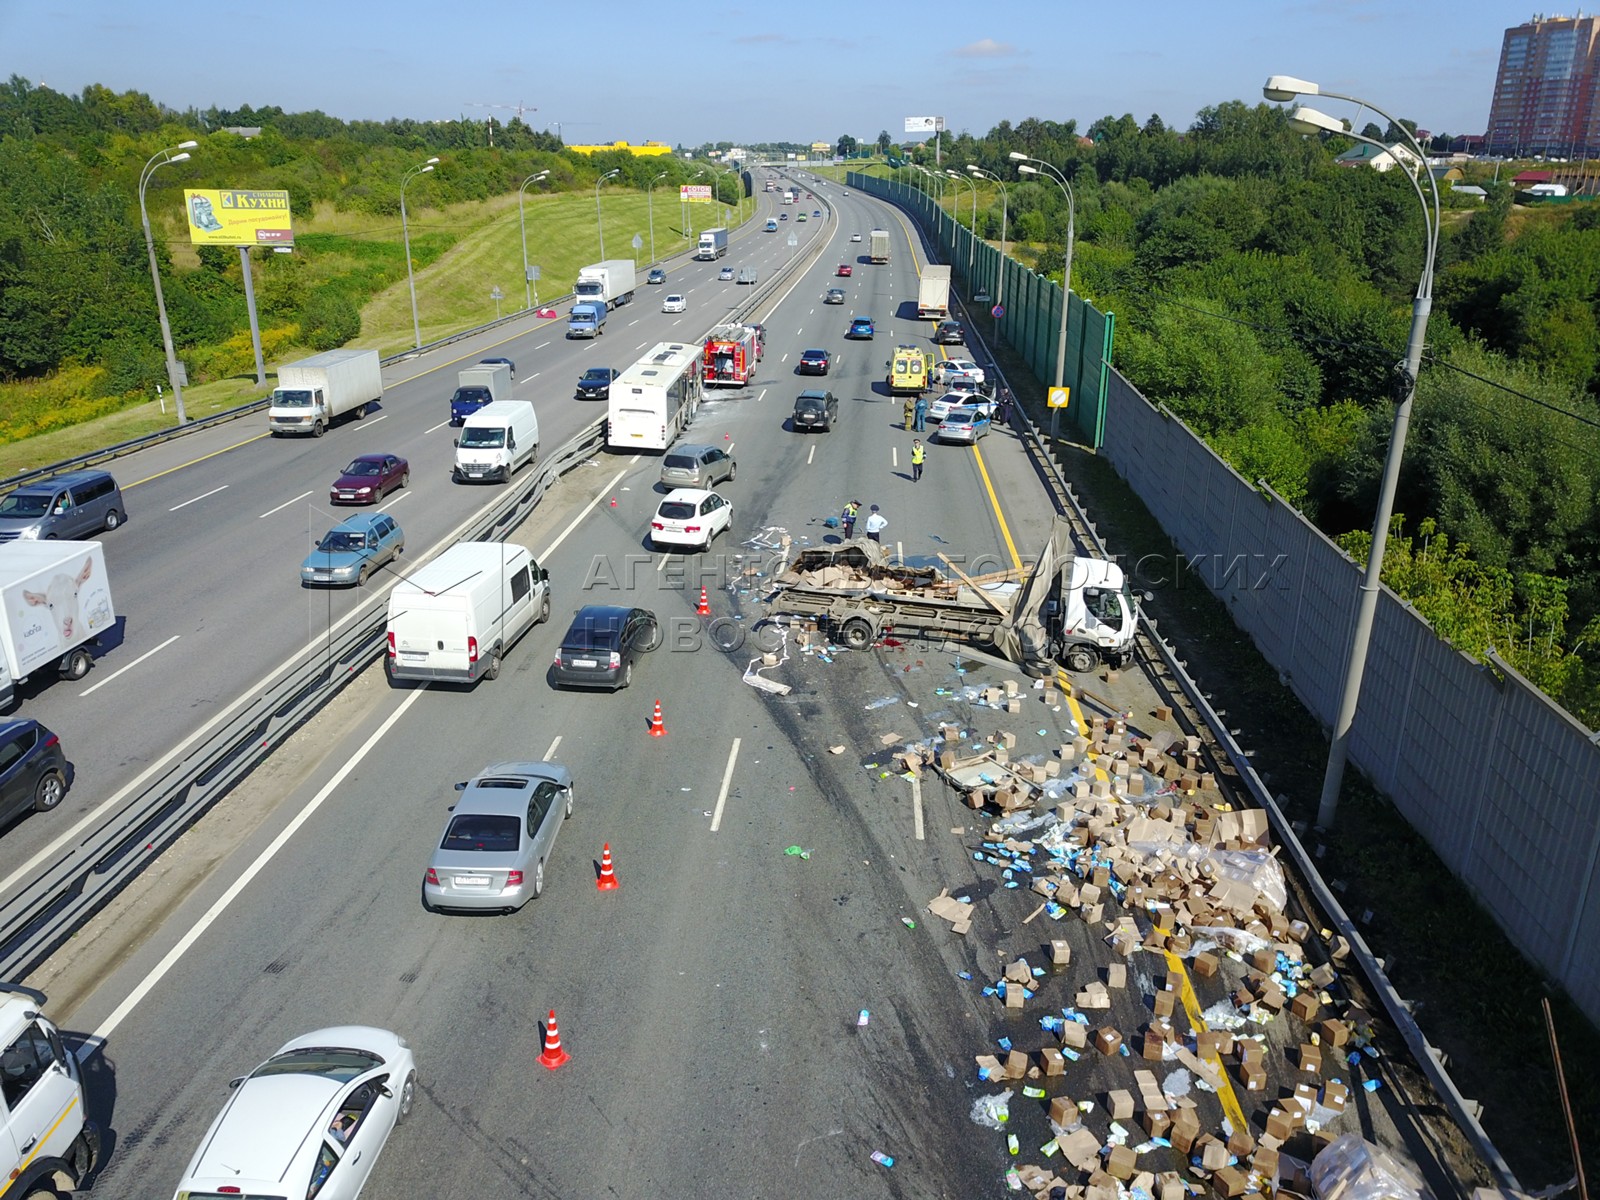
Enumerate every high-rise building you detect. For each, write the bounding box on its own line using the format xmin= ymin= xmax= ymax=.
xmin=1486 ymin=14 xmax=1600 ymax=156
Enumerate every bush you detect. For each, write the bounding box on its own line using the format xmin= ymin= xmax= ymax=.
xmin=299 ymin=286 xmax=361 ymax=350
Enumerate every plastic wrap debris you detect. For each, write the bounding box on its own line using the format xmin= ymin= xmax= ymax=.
xmin=1210 ymin=847 xmax=1288 ymax=914
xmin=743 ymin=622 xmax=792 ymax=694
xmin=970 ymin=1090 xmax=1013 ymax=1130
xmin=1161 ymin=1067 xmax=1192 ymax=1100
xmin=1201 ymin=1000 xmax=1249 ymax=1030
xmin=991 ymin=810 xmax=1062 ymax=837
xmin=1309 ymin=1134 xmax=1434 ymax=1200
xmin=1189 ymin=925 xmax=1273 ymax=958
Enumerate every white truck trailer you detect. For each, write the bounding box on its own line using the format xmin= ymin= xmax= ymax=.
xmin=575 ymin=260 xmax=638 ymax=311
xmin=268 ymin=349 xmax=383 ymax=437
xmin=0 ymin=540 xmax=116 ymax=709
xmin=917 ymin=265 xmax=952 ymax=319
xmin=869 ymin=229 xmax=891 ymax=264
xmin=696 ymin=228 xmax=730 ymax=259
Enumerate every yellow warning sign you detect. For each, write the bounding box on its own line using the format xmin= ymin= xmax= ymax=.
xmin=1048 ymin=386 xmax=1071 ymax=408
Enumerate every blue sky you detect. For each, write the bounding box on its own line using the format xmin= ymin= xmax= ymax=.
xmin=2 ymin=0 xmax=1512 ymax=144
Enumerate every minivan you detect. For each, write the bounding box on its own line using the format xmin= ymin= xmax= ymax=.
xmin=453 ymin=400 xmax=540 ymax=483
xmin=0 ymin=471 xmax=126 ymax=543
xmin=386 ymin=543 xmax=551 ymax=684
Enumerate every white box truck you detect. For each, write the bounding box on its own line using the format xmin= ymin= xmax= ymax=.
xmin=386 ymin=542 xmax=551 ymax=684
xmin=268 ymin=348 xmax=383 ymax=437
xmin=696 ymin=228 xmax=729 ymax=259
xmin=453 ymin=400 xmax=540 ymax=483
xmin=574 ymin=260 xmax=637 ymax=311
xmin=869 ymin=229 xmax=891 ymax=264
xmin=449 ymin=362 xmax=512 ymax=425
xmin=917 ymin=265 xmax=952 ymax=319
xmin=0 ymin=986 xmax=101 ymax=1196
xmin=0 ymin=541 xmax=116 ymax=710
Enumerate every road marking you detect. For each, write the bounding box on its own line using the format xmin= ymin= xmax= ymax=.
xmin=637 ymin=342 xmax=649 ymax=350
xmin=88 ymin=686 xmax=429 ymax=1045
xmin=539 ymin=460 xmax=637 ymax=559
xmin=80 ymin=635 xmax=181 ymax=697
xmin=424 ymin=420 xmax=451 ymax=434
xmin=756 ymin=389 xmax=767 ymax=404
xmin=1161 ymin=936 xmax=1250 ymax=1132
xmin=170 ymin=485 xmax=228 ymax=512
xmin=363 ymin=414 xmax=389 ymax=426
xmin=379 ymin=490 xmax=411 ymax=507
xmin=912 ymin=774 xmax=925 ymax=841
xmin=258 ymin=490 xmax=314 ymax=519
xmin=528 ymin=372 xmax=540 ymax=379
xmin=535 ymin=341 xmax=551 ymax=349
xmin=895 ymin=540 xmax=903 ymax=565
xmin=709 ymin=737 xmax=742 ymax=833
xmin=128 ymin=435 xmax=264 ymax=489
xmin=656 ymin=552 xmax=672 ymax=574
xmin=543 ymin=736 xmax=562 ymax=761
xmin=629 ymin=319 xmax=640 ymax=326
xmin=971 ymin=444 xmax=1021 ymax=571
xmin=781 ymin=353 xmax=788 ymax=363
xmin=892 ymin=447 xmax=899 ymax=468
xmin=806 ymin=443 xmax=817 ymax=466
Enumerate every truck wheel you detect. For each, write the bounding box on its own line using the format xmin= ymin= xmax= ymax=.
xmin=103 ymin=508 xmax=123 ymax=531
xmin=1064 ymin=644 xmax=1097 ymax=674
xmin=839 ymin=618 xmax=874 ymax=651
xmin=34 ymin=771 xmax=67 ymax=813
xmin=354 ymin=403 xmax=368 ymax=419
xmin=483 ymin=650 xmax=502 ymax=681
xmin=313 ymin=421 xmax=325 ymax=437
xmin=59 ymin=648 xmax=92 ymax=681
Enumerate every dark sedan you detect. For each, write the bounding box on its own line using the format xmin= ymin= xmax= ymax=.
xmin=551 ymin=605 xmax=661 ymax=691
xmin=575 ymin=366 xmax=620 ymax=401
xmin=329 ymin=454 xmax=409 ymax=505
xmin=797 ymin=349 xmax=832 ymax=375
xmin=792 ymin=389 xmax=839 ymax=432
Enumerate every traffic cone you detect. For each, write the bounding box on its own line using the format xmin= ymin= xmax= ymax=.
xmin=696 ymin=586 xmax=711 ymax=616
xmin=539 ymin=1010 xmax=570 ymax=1070
xmin=609 ymin=497 xmax=617 ymax=507
xmin=597 ymin=843 xmax=620 ymax=891
xmin=648 ymin=700 xmax=667 ymax=737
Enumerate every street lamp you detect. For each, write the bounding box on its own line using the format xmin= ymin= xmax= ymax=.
xmin=911 ymin=164 xmax=943 ymax=241
xmin=400 ymin=156 xmax=439 ymax=349
xmin=968 ymin=164 xmax=1010 ymax=313
xmin=517 ymin=170 xmax=549 ymax=310
xmin=1264 ymin=75 xmax=1442 ymax=829
xmin=139 ymin=140 xmax=198 ymax=424
xmin=945 ymin=169 xmax=978 ymax=281
xmin=645 ymin=171 xmax=669 ymax=266
xmin=595 ymin=168 xmax=620 ymax=260
xmin=1011 ymin=152 xmax=1076 ymax=438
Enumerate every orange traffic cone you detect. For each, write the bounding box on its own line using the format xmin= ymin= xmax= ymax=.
xmin=597 ymin=843 xmax=620 ymax=890
xmin=648 ymin=700 xmax=667 ymax=737
xmin=539 ymin=1010 xmax=571 ymax=1070
xmin=696 ymin=586 xmax=711 ymax=616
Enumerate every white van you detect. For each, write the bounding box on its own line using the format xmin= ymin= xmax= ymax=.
xmin=386 ymin=543 xmax=551 ymax=683
xmin=453 ymin=400 xmax=539 ymax=483
xmin=0 ymin=986 xmax=101 ymax=1196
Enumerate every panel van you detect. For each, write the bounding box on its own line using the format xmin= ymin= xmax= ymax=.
xmin=386 ymin=543 xmax=550 ymax=684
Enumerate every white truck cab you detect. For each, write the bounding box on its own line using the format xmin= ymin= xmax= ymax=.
xmin=0 ymin=986 xmax=100 ymax=1196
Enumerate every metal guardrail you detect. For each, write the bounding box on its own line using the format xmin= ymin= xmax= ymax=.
xmin=0 ymin=416 xmax=606 ymax=981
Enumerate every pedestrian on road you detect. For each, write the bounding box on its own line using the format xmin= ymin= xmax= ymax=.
xmin=841 ymin=499 xmax=860 ymax=540
xmin=864 ymin=504 xmax=887 ymax=543
xmin=997 ymin=387 xmax=1013 ymax=425
xmin=911 ymin=439 xmax=925 ymax=482
xmin=903 ymin=395 xmax=916 ymax=430
xmin=913 ymin=395 xmax=930 ymax=433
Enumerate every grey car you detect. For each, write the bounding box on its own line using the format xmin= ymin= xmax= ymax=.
xmin=423 ymin=762 xmax=574 ymax=913
xmin=660 ymin=444 xmax=737 ymax=490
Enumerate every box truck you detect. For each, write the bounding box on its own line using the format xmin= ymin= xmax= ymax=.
xmin=696 ymin=228 xmax=730 ymax=260
xmin=574 ymin=260 xmax=637 ymax=311
xmin=566 ymin=301 xmax=608 ymax=339
xmin=453 ymin=400 xmax=540 ymax=483
xmin=917 ymin=265 xmax=952 ymax=319
xmin=448 ymin=361 xmax=513 ymax=425
xmin=0 ymin=541 xmax=116 ymax=710
xmin=268 ymin=349 xmax=383 ymax=437
xmin=0 ymin=986 xmax=101 ymax=1196
xmin=869 ymin=229 xmax=891 ymax=264
xmin=386 ymin=542 xmax=551 ymax=684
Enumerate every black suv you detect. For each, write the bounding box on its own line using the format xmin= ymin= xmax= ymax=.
xmin=0 ymin=719 xmax=69 ymax=826
xmin=934 ymin=320 xmax=965 ymax=345
xmin=575 ymin=367 xmax=619 ymax=401
xmin=791 ymin=390 xmax=839 ymax=432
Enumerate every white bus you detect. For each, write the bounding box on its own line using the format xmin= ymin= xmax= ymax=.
xmin=607 ymin=341 xmax=703 ymax=451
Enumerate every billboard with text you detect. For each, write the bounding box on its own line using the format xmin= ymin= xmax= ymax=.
xmin=680 ymin=184 xmax=714 ymax=203
xmin=904 ymin=116 xmax=944 ymax=133
xmin=183 ymin=189 xmax=294 ymax=247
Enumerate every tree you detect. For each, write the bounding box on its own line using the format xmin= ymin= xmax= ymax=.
xmin=836 ymin=134 xmax=857 ymax=158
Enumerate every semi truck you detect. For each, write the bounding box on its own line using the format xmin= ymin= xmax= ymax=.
xmin=696 ymin=228 xmax=730 ymax=259
xmin=0 ymin=540 xmax=116 ymax=710
xmin=869 ymin=229 xmax=891 ymax=264
xmin=448 ymin=361 xmax=512 ymax=425
xmin=764 ymin=519 xmax=1135 ymax=674
xmin=567 ymin=301 xmax=608 ymax=339
xmin=575 ymin=260 xmax=638 ymax=311
xmin=702 ymin=324 xmax=761 ymax=388
xmin=917 ymin=265 xmax=952 ymax=319
xmin=268 ymin=348 xmax=383 ymax=437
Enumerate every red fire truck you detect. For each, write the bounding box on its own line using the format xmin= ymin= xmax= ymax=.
xmin=702 ymin=324 xmax=761 ymax=387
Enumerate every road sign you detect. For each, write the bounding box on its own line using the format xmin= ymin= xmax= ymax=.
xmin=992 ymin=304 xmax=1005 ymax=319
xmin=489 ymin=286 xmax=504 ymax=300
xmin=632 ymin=234 xmax=643 ymax=250
xmin=527 ymin=265 xmax=541 ymax=281
xmin=1047 ymin=386 xmax=1070 ymax=409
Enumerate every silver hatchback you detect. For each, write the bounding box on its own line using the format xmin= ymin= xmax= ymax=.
xmin=659 ymin=443 xmax=737 ymax=489
xmin=423 ymin=762 xmax=574 ymax=913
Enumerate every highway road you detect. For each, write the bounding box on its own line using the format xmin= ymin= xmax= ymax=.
xmin=22 ymin=172 xmax=1465 ymax=1198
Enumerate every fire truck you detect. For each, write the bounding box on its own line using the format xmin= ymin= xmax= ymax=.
xmin=702 ymin=324 xmax=762 ymax=388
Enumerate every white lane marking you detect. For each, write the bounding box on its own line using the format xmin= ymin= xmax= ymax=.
xmin=379 ymin=491 xmax=412 ymax=507
xmin=709 ymin=737 xmax=742 ymax=833
xmin=529 ymin=372 xmax=540 ymax=379
xmin=544 ymin=736 xmax=562 ymax=761
xmin=892 ymin=447 xmax=899 ymax=468
xmin=806 ymin=444 xmax=816 ymax=466
xmin=655 ymin=552 xmax=672 ymax=574
xmin=630 ymin=319 xmax=640 ymax=326
xmin=912 ymin=774 xmax=925 ymax=841
xmin=756 ymin=389 xmax=766 ymax=404
xmin=88 ymin=686 xmax=429 ymax=1045
xmin=424 ymin=420 xmax=452 ymax=434
xmin=363 ymin=414 xmax=389 ymax=426
xmin=539 ymin=459 xmax=637 ymax=559
xmin=80 ymin=635 xmax=181 ymax=697
xmin=536 ymin=341 xmax=551 ymax=349
xmin=896 ymin=540 xmax=904 ymax=565
xmin=637 ymin=342 xmax=649 ymax=350
xmin=170 ymin=485 xmax=228 ymax=512
xmin=258 ymin=491 xmax=313 ymax=519
xmin=781 ymin=353 xmax=788 ymax=363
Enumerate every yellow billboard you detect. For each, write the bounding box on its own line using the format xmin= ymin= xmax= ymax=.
xmin=183 ymin=189 xmax=294 ymax=247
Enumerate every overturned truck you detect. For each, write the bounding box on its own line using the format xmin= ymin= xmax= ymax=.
xmin=766 ymin=519 xmax=1136 ymax=675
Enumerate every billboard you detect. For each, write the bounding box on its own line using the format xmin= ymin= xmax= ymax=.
xmin=183 ymin=189 xmax=294 ymax=247
xmin=680 ymin=184 xmax=714 ymax=203
xmin=904 ymin=116 xmax=944 ymax=133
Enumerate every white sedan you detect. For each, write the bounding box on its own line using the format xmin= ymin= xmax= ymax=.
xmin=172 ymin=1027 xmax=416 ymax=1200
xmin=850 ymin=233 xmax=862 ymax=242
xmin=651 ymin=488 xmax=733 ymax=552
xmin=931 ymin=358 xmax=986 ymax=386
xmin=927 ymin=390 xmax=993 ymax=423
xmin=662 ymin=293 xmax=687 ymax=313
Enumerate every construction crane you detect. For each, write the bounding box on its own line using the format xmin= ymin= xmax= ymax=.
xmin=465 ymin=101 xmax=537 ymax=147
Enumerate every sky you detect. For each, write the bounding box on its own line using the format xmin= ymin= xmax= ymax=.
xmin=1 ymin=0 xmax=1517 ymax=144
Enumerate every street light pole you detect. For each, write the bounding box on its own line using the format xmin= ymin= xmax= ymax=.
xmin=138 ymin=140 xmax=198 ymax=424
xmin=968 ymin=165 xmax=1009 ymax=312
xmin=1263 ymin=76 xmax=1442 ymax=829
xmin=1011 ymin=153 xmax=1075 ymax=438
xmin=400 ymin=157 xmax=439 ymax=349
xmin=945 ymin=169 xmax=978 ymax=282
xmin=646 ymin=171 xmax=668 ymax=265
xmin=595 ymin=168 xmax=620 ymax=260
xmin=517 ymin=170 xmax=549 ymax=310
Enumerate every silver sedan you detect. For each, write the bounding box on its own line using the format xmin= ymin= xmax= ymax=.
xmin=423 ymin=762 xmax=574 ymax=913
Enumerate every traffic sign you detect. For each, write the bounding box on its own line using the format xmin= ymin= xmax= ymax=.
xmin=991 ymin=304 xmax=1005 ymax=319
xmin=1047 ymin=386 xmax=1070 ymax=409
xmin=632 ymin=234 xmax=643 ymax=250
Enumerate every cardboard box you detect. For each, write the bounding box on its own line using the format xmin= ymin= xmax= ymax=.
xmin=1226 ymin=1128 xmax=1256 ymax=1158
xmin=1048 ymin=1095 xmax=1077 ymax=1126
xmin=1142 ymin=1031 xmax=1167 ymax=1061
xmin=1004 ymin=981 xmax=1026 ymax=1009
xmin=1192 ymin=951 xmax=1219 ymax=978
xmin=1142 ymin=1110 xmax=1172 ymax=1138
xmin=1170 ymin=1108 xmax=1202 ymax=1154
xmin=1106 ymin=962 xmax=1127 ymax=988
xmin=1107 ymin=1089 xmax=1135 ymax=1120
xmin=1061 ymin=1127 xmax=1102 ymax=1171
xmin=1040 ymin=1048 xmax=1066 ymax=1076
xmin=1094 ymin=1026 xmax=1123 ymax=1055
xmin=1003 ymin=1050 xmax=1029 ymax=1080
xmin=1158 ymin=1172 xmax=1186 ymax=1200
xmin=1264 ymin=1108 xmax=1293 ymax=1142
xmin=1320 ymin=1018 xmax=1350 ymax=1046
xmin=1199 ymin=1137 xmax=1230 ymax=1171
xmin=1322 ymin=1080 xmax=1349 ymax=1112
xmin=1195 ymin=1029 xmax=1223 ymax=1057
xmin=1238 ymin=1060 xmax=1267 ymax=1091
xmin=1061 ymin=1020 xmax=1088 ymax=1049
xmin=1212 ymin=1166 xmax=1249 ymax=1198
xmin=1298 ymin=1044 xmax=1322 ymax=1074
xmin=1238 ymin=1039 xmax=1264 ymax=1065
xmin=1251 ymin=948 xmax=1277 ymax=973
xmin=1050 ymin=939 xmax=1072 ymax=966
xmin=1152 ymin=989 xmax=1176 ymax=1018
xmin=1290 ymin=992 xmax=1320 ymax=1023
xmin=1106 ymin=1145 xmax=1137 ymax=1180
xmin=1252 ymin=1147 xmax=1280 ymax=1179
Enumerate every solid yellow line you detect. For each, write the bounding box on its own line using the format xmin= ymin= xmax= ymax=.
xmin=1161 ymin=940 xmax=1250 ymax=1134
xmin=971 ymin=443 xmax=1020 ymax=573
